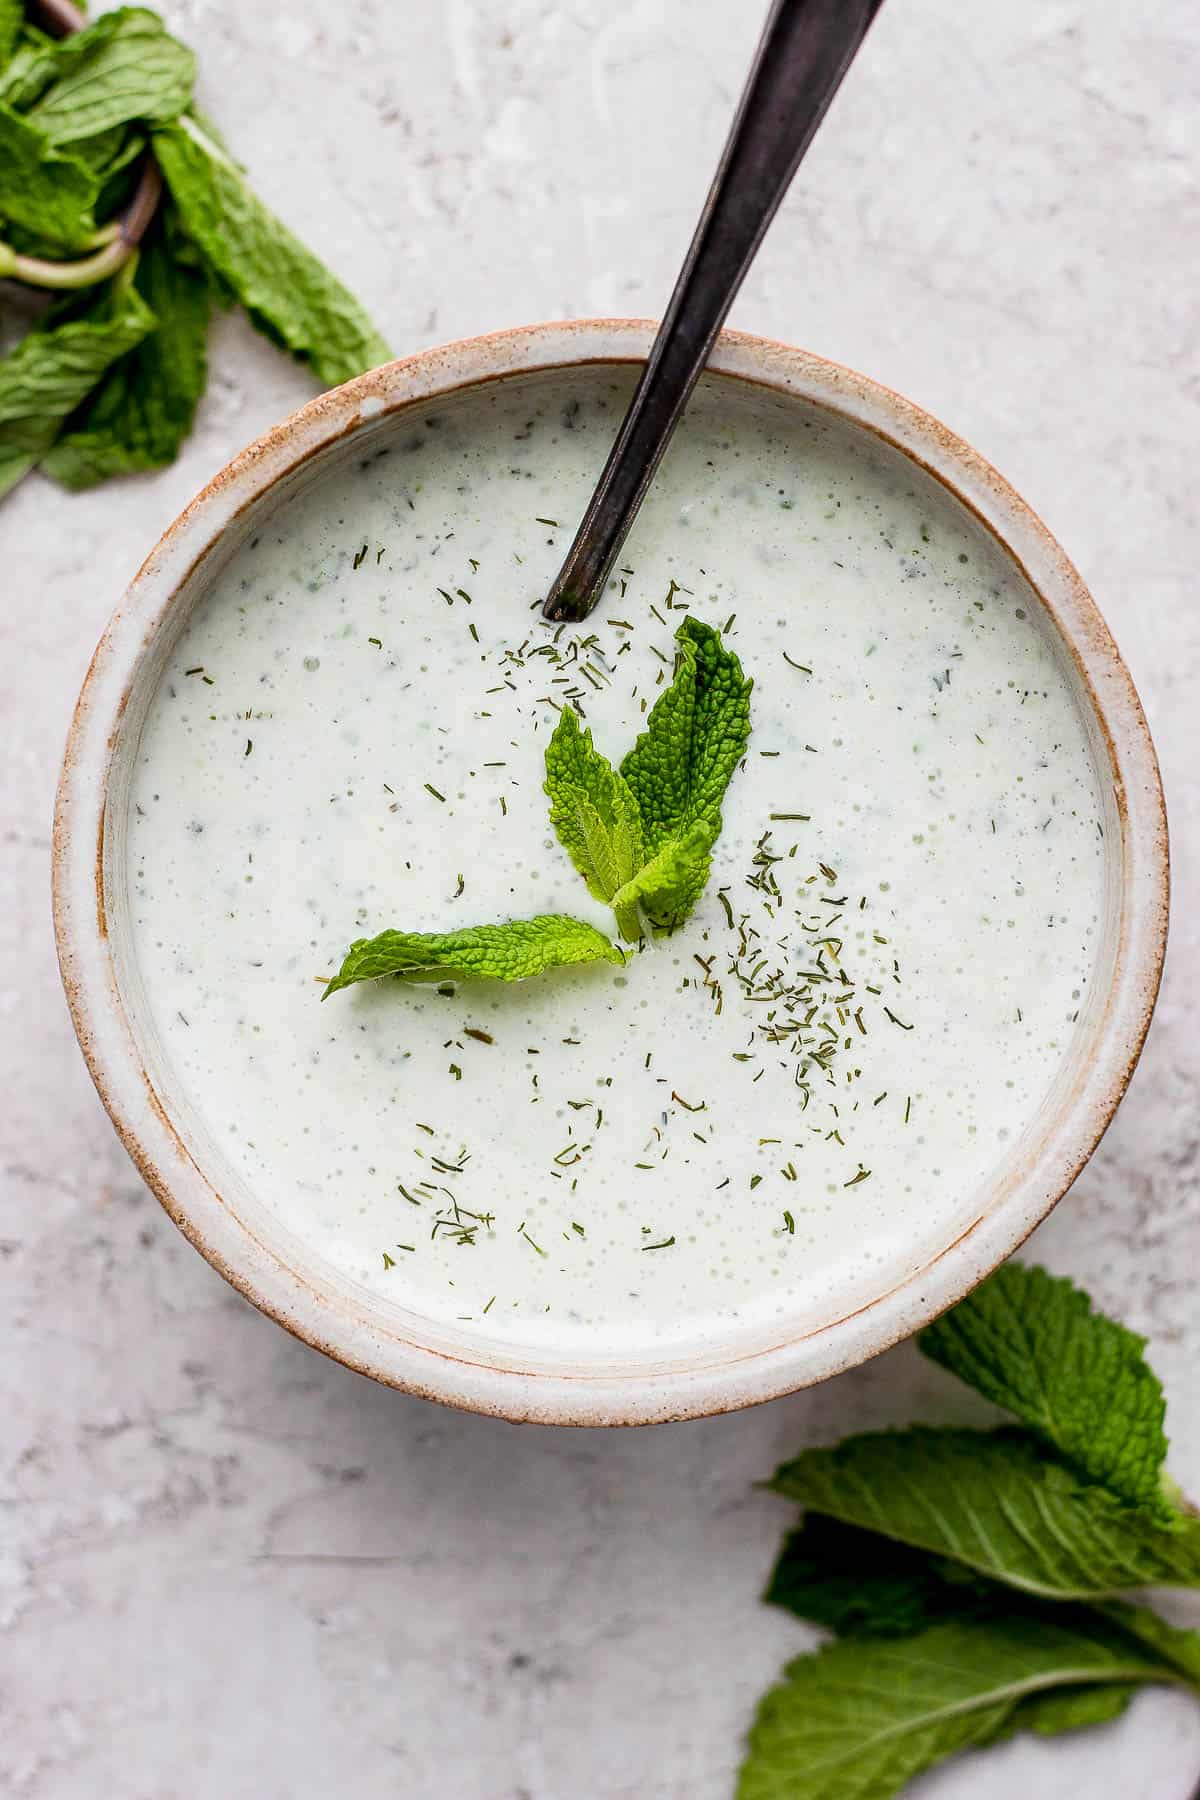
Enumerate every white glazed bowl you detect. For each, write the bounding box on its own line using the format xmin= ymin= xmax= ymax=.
xmin=53 ymin=322 xmax=1168 ymax=1425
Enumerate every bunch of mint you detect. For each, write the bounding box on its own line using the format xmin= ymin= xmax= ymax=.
xmin=324 ymin=616 xmax=752 ymax=997
xmin=741 ymin=1262 xmax=1200 ymax=1798
xmin=0 ymin=3 xmax=388 ymax=499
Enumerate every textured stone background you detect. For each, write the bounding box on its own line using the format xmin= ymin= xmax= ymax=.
xmin=3 ymin=1 xmax=1198 ymax=1795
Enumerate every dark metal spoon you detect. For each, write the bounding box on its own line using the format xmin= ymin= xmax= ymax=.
xmin=542 ymin=0 xmax=886 ymax=623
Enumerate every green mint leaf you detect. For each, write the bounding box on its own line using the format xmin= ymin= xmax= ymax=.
xmin=153 ymin=115 xmax=390 ymax=389
xmin=42 ymin=210 xmax=210 ymax=490
xmin=992 ymin=1681 xmax=1136 ymax=1740
xmin=989 ymin=1603 xmax=1200 ymax=1742
xmin=0 ymin=101 xmax=101 ymax=252
xmin=738 ymin=1612 xmax=1194 ymax=1800
xmin=24 ymin=9 xmax=194 ymax=144
xmin=619 ymin=615 xmax=751 ymax=857
xmin=323 ymin=915 xmax=625 ymax=998
xmin=543 ymin=708 xmax=643 ymax=916
xmin=93 ymin=128 xmax=147 ymax=223
xmin=764 ymin=1514 xmax=994 ymax=1640
xmin=0 ymin=280 xmax=154 ymax=498
xmin=65 ymin=122 xmax=130 ymax=170
xmin=1096 ymin=1600 xmax=1200 ymax=1687
xmin=609 ymin=818 xmax=715 ymax=934
xmin=0 ymin=32 xmax=58 ymax=110
xmin=763 ymin=1529 xmax=1174 ymax=1732
xmin=769 ymin=1426 xmax=1200 ymax=1600
xmin=0 ymin=0 xmax=21 ymax=73
xmin=919 ymin=1261 xmax=1171 ymax=1516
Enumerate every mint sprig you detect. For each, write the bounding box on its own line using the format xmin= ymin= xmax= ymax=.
xmin=326 ymin=618 xmax=750 ymax=1000
xmin=744 ymin=1263 xmax=1200 ymax=1798
xmin=0 ymin=5 xmax=388 ymax=498
xmin=544 ymin=616 xmax=751 ymax=941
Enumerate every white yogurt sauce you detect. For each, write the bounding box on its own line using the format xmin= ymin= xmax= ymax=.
xmin=126 ymin=370 xmax=1105 ymax=1350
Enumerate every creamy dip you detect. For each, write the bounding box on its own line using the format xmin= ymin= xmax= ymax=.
xmin=126 ymin=370 xmax=1105 ymax=1350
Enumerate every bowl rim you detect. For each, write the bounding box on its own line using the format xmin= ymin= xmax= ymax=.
xmin=52 ymin=319 xmax=1169 ymax=1426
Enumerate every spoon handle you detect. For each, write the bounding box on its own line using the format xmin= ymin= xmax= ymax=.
xmin=543 ymin=0 xmax=885 ymax=622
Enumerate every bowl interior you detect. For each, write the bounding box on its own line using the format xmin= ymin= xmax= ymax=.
xmin=60 ymin=330 xmax=1166 ymax=1422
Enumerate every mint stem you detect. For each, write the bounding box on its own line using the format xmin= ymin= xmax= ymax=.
xmin=1 ymin=235 xmax=132 ymax=289
xmin=2 ymin=154 xmax=162 ymax=292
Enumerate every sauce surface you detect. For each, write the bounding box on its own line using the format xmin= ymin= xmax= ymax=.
xmin=126 ymin=371 xmax=1104 ymax=1349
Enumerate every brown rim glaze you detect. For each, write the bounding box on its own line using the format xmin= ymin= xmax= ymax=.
xmin=52 ymin=322 xmax=1169 ymax=1425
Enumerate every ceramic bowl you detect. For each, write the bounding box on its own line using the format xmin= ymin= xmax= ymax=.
xmin=52 ymin=322 xmax=1168 ymax=1425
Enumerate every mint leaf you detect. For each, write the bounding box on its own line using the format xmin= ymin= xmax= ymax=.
xmin=986 ymin=1603 xmax=1200 ymax=1742
xmin=323 ymin=915 xmax=625 ymax=998
xmin=543 ymin=619 xmax=750 ymax=939
xmin=0 ymin=101 xmax=101 ymax=252
xmin=919 ymin=1261 xmax=1171 ymax=1516
xmin=994 ymin=1681 xmax=1136 ymax=1739
xmin=619 ymin=615 xmax=751 ymax=857
xmin=153 ymin=115 xmax=389 ymax=389
xmin=1097 ymin=1601 xmax=1200 ymax=1686
xmin=0 ymin=0 xmax=21 ymax=73
xmin=765 ymin=1525 xmax=1181 ymax=1732
xmin=738 ymin=1613 xmax=1195 ymax=1800
xmin=0 ymin=280 xmax=154 ymax=497
xmin=93 ymin=127 xmax=146 ymax=223
xmin=24 ymin=9 xmax=194 ymax=144
xmin=67 ymin=123 xmax=130 ymax=171
xmin=543 ymin=708 xmax=643 ymax=926
xmin=609 ymin=818 xmax=715 ymax=933
xmin=0 ymin=32 xmax=58 ymax=110
xmin=42 ymin=211 xmax=210 ymax=489
xmin=765 ymin=1519 xmax=1200 ymax=1687
xmin=765 ymin=1514 xmax=994 ymax=1639
xmin=769 ymin=1427 xmax=1200 ymax=1600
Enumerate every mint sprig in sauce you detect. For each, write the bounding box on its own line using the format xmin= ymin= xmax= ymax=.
xmin=324 ymin=618 xmax=752 ymax=1000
